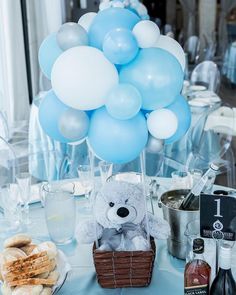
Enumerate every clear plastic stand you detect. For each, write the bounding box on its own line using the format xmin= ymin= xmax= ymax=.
xmin=87 ymin=149 xmax=100 ymax=249
xmin=140 ymin=150 xmax=151 ymax=249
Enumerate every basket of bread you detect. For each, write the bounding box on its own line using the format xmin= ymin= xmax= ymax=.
xmin=0 ymin=234 xmax=71 ymax=295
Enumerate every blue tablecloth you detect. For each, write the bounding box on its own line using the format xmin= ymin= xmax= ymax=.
xmin=0 ymin=178 xmax=185 ymax=295
xmin=1 ymin=178 xmax=236 ymax=294
xmin=223 ymin=43 xmax=236 ymax=84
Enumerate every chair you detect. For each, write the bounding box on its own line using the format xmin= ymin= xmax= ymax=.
xmin=190 ymin=61 xmax=221 ymax=93
xmin=184 ymin=36 xmax=200 ymax=64
xmin=0 ymin=111 xmax=9 ymax=140
xmin=186 ymin=105 xmax=235 ymax=188
xmin=0 ymin=136 xmax=17 ymax=187
xmin=0 ymin=109 xmax=28 ymax=162
xmin=161 ymin=103 xmax=212 ymax=178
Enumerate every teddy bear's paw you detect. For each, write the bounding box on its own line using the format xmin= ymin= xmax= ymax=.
xmin=147 ymin=214 xmax=171 ymax=240
xmin=76 ymin=220 xmax=103 ymax=244
xmin=98 ymin=243 xmax=112 ymax=251
xmin=132 ymin=236 xmax=150 ymax=251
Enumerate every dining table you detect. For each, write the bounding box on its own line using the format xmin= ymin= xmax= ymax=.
xmin=1 ymin=176 xmax=235 ymax=295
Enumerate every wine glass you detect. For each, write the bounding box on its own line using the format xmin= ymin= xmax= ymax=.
xmin=98 ymin=160 xmax=113 ymax=185
xmin=16 ymin=172 xmax=31 ymax=225
xmin=77 ymin=165 xmax=93 ymax=210
xmin=0 ymin=184 xmax=21 ymax=233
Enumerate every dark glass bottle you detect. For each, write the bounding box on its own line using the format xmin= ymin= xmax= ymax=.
xmin=180 ymin=163 xmax=219 ymax=211
xmin=184 ymin=238 xmax=211 ymax=295
xmin=210 ymin=244 xmax=236 ymax=295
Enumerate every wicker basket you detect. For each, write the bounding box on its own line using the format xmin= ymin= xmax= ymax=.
xmin=93 ymin=238 xmax=156 ymax=288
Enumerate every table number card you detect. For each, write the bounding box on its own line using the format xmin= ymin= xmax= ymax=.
xmin=200 ymin=194 xmax=236 ymax=241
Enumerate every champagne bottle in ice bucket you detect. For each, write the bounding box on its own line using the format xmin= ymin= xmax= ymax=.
xmin=180 ymin=163 xmax=219 ymax=211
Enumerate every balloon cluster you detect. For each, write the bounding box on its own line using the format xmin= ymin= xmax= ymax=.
xmin=38 ymin=6 xmax=191 ymax=164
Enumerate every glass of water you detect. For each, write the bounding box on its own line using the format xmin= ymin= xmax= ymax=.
xmin=42 ymin=182 xmax=76 ymax=245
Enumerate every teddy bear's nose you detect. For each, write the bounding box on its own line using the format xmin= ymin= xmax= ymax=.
xmin=117 ymin=207 xmax=129 ymax=218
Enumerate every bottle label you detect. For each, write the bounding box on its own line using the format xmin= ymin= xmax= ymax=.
xmin=184 ymin=285 xmax=209 ymax=295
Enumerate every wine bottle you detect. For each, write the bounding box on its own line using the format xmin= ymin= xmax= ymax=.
xmin=210 ymin=244 xmax=236 ymax=295
xmin=180 ymin=163 xmax=219 ymax=210
xmin=184 ymin=238 xmax=211 ymax=295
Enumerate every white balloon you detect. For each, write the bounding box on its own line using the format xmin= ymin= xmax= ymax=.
xmin=112 ymin=1 xmax=125 ymax=8
xmin=51 ymin=46 xmax=119 ymax=110
xmin=136 ymin=3 xmax=148 ymax=17
xmin=78 ymin=12 xmax=97 ymax=32
xmin=132 ymin=20 xmax=160 ymax=48
xmin=99 ymin=1 xmax=112 ymax=10
xmin=155 ymin=35 xmax=186 ymax=71
xmin=147 ymin=109 xmax=178 ymax=139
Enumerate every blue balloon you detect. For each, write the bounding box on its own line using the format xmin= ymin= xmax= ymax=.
xmin=39 ymin=90 xmax=89 ymax=143
xmin=38 ymin=33 xmax=63 ymax=79
xmin=88 ymin=107 xmax=148 ymax=163
xmin=165 ymin=95 xmax=191 ymax=144
xmin=103 ymin=28 xmax=139 ymax=65
xmin=105 ymin=84 xmax=142 ymax=120
xmin=119 ymin=48 xmax=184 ymax=110
xmin=88 ymin=7 xmax=140 ymax=50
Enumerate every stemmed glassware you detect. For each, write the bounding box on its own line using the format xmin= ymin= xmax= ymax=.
xmin=0 ymin=183 xmax=21 ymax=234
xmin=98 ymin=161 xmax=113 ymax=185
xmin=77 ymin=164 xmax=93 ymax=211
xmin=16 ymin=172 xmax=31 ymax=225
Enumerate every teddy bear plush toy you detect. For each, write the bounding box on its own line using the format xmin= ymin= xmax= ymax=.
xmin=76 ymin=181 xmax=170 ymax=251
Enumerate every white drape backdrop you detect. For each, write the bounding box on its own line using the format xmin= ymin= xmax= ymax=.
xmin=199 ymin=0 xmax=217 ymax=60
xmin=27 ymin=0 xmax=65 ymax=95
xmin=0 ymin=0 xmax=29 ymax=125
xmin=0 ymin=0 xmax=65 ymax=129
xmin=179 ymin=0 xmax=197 ymax=40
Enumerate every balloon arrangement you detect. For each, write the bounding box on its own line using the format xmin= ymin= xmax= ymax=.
xmin=38 ymin=4 xmax=191 ymax=164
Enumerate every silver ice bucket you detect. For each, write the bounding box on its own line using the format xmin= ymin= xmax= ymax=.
xmin=159 ymin=189 xmax=199 ymax=260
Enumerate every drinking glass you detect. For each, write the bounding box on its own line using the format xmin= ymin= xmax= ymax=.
xmin=171 ymin=171 xmax=192 ymax=190
xmin=77 ymin=164 xmax=93 ymax=203
xmin=98 ymin=161 xmax=113 ymax=185
xmin=0 ymin=184 xmax=21 ymax=232
xmin=42 ymin=182 xmax=76 ymax=245
xmin=189 ymin=169 xmax=203 ymax=187
xmin=16 ymin=172 xmax=31 ymax=225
